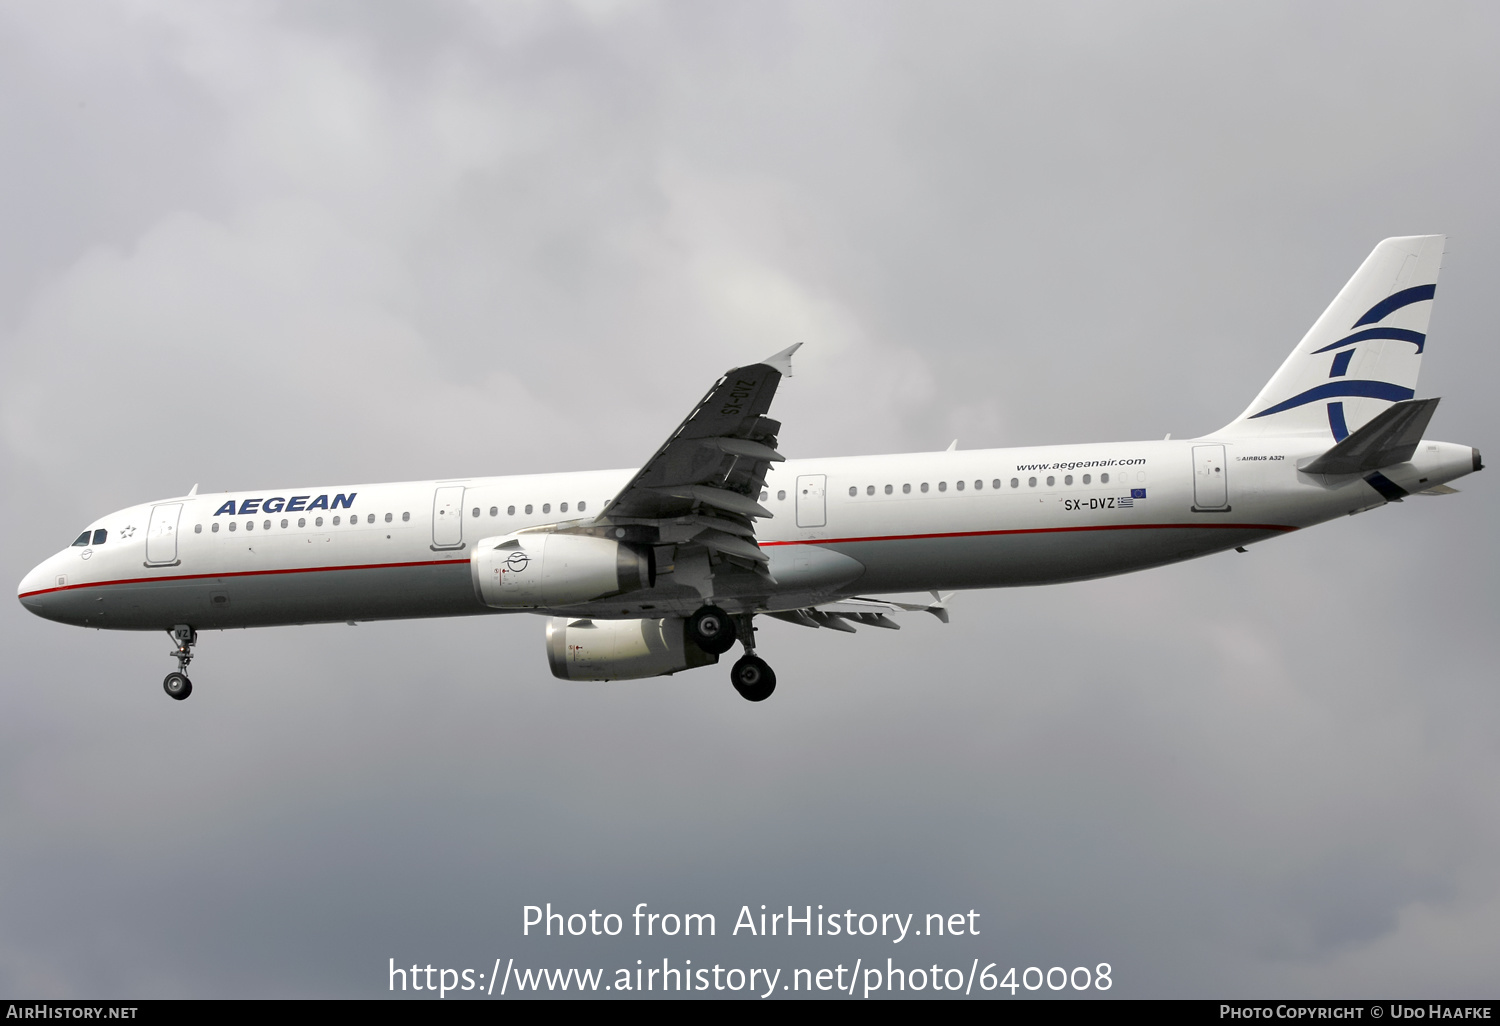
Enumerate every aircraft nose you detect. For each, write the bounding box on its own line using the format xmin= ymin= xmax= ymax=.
xmin=18 ymin=557 xmax=63 ymax=617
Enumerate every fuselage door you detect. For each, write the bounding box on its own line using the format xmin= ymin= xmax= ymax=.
xmin=145 ymin=503 xmax=183 ymax=566
xmin=796 ymin=474 xmax=827 ymax=528
xmin=432 ymin=485 xmax=466 ymax=549
xmin=1192 ymin=445 xmax=1230 ymax=510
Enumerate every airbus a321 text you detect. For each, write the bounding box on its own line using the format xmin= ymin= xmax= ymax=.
xmin=18 ymin=236 xmax=1482 ymax=701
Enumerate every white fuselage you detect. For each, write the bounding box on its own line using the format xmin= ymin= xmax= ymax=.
xmin=17 ymin=435 xmax=1478 ymax=632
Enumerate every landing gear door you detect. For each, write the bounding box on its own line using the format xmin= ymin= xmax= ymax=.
xmin=432 ymin=485 xmax=466 ymax=549
xmin=795 ymin=474 xmax=827 ymax=528
xmin=145 ymin=503 xmax=183 ymax=566
xmin=1192 ymin=445 xmax=1230 ymax=511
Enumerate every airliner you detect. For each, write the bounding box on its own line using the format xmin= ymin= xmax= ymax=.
xmin=17 ymin=236 xmax=1481 ymax=701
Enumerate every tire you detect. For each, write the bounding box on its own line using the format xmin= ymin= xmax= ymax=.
xmin=163 ymin=673 xmax=193 ymax=701
xmin=731 ymin=655 xmax=776 ymax=702
xmin=687 ymin=605 xmax=738 ymax=655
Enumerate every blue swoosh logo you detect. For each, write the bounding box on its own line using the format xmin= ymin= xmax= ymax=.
xmin=1352 ymin=284 xmax=1435 ymax=327
xmin=1312 ymin=326 xmax=1427 ymax=355
xmin=1249 ymin=379 xmax=1415 ymax=419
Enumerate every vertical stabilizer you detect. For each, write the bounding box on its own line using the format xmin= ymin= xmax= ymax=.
xmin=1217 ymin=236 xmax=1444 ymax=440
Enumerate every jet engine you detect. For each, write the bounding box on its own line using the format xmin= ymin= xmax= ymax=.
xmin=472 ymin=533 xmax=652 ymax=609
xmin=546 ymin=616 xmax=720 ymax=681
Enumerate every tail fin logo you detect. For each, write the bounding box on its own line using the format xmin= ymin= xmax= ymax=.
xmin=1248 ymin=283 xmax=1435 ymax=436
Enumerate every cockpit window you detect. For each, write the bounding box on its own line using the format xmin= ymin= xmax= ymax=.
xmin=92 ymin=529 xmax=107 ymax=545
xmin=72 ymin=531 xmax=91 ymax=546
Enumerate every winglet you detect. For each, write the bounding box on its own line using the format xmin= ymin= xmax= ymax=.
xmin=186 ymin=483 xmax=198 ymax=498
xmin=946 ymin=439 xmax=958 ymax=451
xmin=760 ymin=343 xmax=802 ymax=377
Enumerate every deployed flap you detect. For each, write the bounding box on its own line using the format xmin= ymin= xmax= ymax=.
xmin=1300 ymin=397 xmax=1440 ymax=475
xmin=767 ymin=594 xmax=952 ymax=631
xmin=599 ymin=346 xmax=800 ymax=540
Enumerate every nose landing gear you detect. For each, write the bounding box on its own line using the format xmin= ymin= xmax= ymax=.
xmin=729 ymin=613 xmax=776 ymax=702
xmin=163 ymin=625 xmax=196 ymax=701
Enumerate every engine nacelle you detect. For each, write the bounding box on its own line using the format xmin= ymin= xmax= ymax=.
xmin=472 ymin=532 xmax=652 ymax=609
xmin=546 ymin=617 xmax=719 ymax=681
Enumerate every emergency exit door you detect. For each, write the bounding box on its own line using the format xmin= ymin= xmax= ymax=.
xmin=432 ymin=485 xmax=466 ymax=548
xmin=796 ymin=474 xmax=826 ymax=528
xmin=1191 ymin=445 xmax=1229 ymax=510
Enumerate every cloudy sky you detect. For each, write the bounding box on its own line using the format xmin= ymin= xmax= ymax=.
xmin=2 ymin=0 xmax=1497 ymax=999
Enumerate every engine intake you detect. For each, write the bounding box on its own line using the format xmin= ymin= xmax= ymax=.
xmin=546 ymin=617 xmax=720 ymax=681
xmin=472 ymin=532 xmax=652 ymax=608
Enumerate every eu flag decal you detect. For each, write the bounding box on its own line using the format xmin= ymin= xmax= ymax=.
xmin=1131 ymin=488 xmax=1147 ymax=499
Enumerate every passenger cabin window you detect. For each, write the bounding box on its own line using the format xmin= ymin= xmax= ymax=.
xmin=229 ymin=522 xmax=238 ymax=532
xmin=489 ymin=507 xmax=497 ymax=517
xmin=402 ymin=512 xmax=410 ymax=521
xmin=263 ymin=520 xmax=271 ymax=530
xmin=316 ymin=517 xmax=324 ymax=526
xmin=1101 ymin=473 xmax=1110 ymax=484
xmin=1082 ymin=474 xmax=1091 ymax=484
xmin=849 ymin=486 xmax=857 ymax=497
xmin=281 ymin=519 xmax=289 ymax=529
xmin=956 ymin=481 xmax=964 ymax=491
xmin=578 ymin=501 xmax=586 ymax=512
xmin=386 ymin=513 xmax=393 ymax=523
xmin=72 ymin=532 xmax=90 ymax=546
xmin=542 ymin=503 xmax=551 ymax=514
xmin=993 ymin=479 xmax=1001 ymax=489
xmin=560 ymin=502 xmax=569 ymax=513
xmin=777 ymin=490 xmax=786 ymax=501
xmin=1046 ymin=476 xmax=1055 ymax=487
xmin=1011 ymin=478 xmax=1020 ymax=489
xmin=194 ymin=524 xmax=202 ymax=534
xmin=884 ymin=484 xmax=893 ymax=495
xmin=903 ymin=484 xmax=911 ymax=494
xmin=921 ymin=483 xmax=929 ymax=493
xmin=333 ymin=516 xmax=340 ymax=526
xmin=472 ymin=507 xmax=480 ymax=518
xmin=938 ymin=482 xmax=947 ymax=492
xmin=1064 ymin=475 xmax=1073 ymax=485
xmin=507 ymin=506 xmax=515 ymax=516
xmin=212 ymin=523 xmax=220 ymax=533
xmin=525 ymin=505 xmax=533 ymax=515
xmin=1028 ymin=477 xmax=1037 ymax=487
xmin=298 ymin=518 xmax=306 ymax=528
xmin=367 ymin=514 xmax=375 ymax=524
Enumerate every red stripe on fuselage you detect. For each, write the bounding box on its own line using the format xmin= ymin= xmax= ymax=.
xmin=18 ymin=557 xmax=465 ymax=599
xmin=20 ymin=522 xmax=1295 ymax=599
xmin=757 ymin=522 xmax=1297 ymax=547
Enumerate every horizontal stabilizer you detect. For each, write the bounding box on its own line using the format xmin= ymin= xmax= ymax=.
xmin=1300 ymin=398 xmax=1440 ymax=475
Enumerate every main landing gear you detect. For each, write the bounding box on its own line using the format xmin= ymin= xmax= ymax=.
xmin=686 ymin=605 xmax=739 ymax=655
xmin=163 ymin=624 xmax=196 ymax=701
xmin=730 ymin=611 xmax=776 ymax=703
xmin=688 ymin=604 xmax=777 ymax=701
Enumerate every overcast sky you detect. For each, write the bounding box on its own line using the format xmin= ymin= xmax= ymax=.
xmin=2 ymin=0 xmax=1498 ymax=999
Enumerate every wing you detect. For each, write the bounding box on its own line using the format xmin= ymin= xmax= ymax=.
xmin=594 ymin=345 xmax=800 ymax=569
